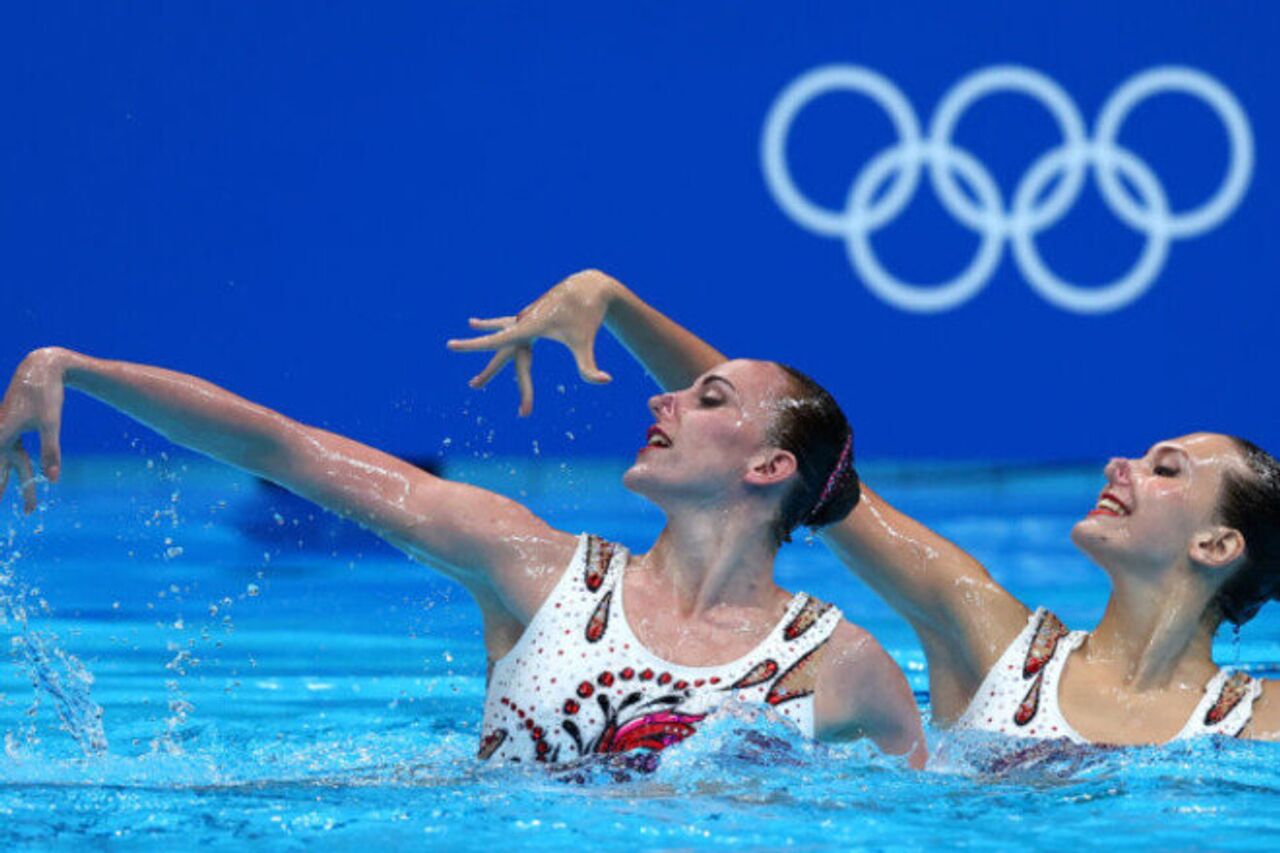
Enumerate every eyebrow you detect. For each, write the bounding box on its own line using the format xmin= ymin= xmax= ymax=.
xmin=1146 ymin=443 xmax=1188 ymax=459
xmin=700 ymin=375 xmax=737 ymax=393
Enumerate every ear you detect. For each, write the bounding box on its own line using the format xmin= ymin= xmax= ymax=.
xmin=744 ymin=448 xmax=797 ymax=488
xmin=1190 ymin=525 xmax=1246 ymax=570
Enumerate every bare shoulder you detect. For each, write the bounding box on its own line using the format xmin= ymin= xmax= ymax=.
xmin=482 ymin=525 xmax=582 ymax=619
xmin=815 ymin=621 xmax=908 ymax=704
xmin=813 ymin=620 xmax=913 ymax=734
xmin=812 ymin=619 xmax=927 ymax=766
xmin=1243 ymin=678 xmax=1280 ymax=741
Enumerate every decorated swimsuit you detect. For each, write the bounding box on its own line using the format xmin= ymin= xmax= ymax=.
xmin=957 ymin=607 xmax=1262 ymax=742
xmin=477 ymin=533 xmax=842 ymax=764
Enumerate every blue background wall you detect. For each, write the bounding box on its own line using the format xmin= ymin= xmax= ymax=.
xmin=2 ymin=2 xmax=1276 ymax=462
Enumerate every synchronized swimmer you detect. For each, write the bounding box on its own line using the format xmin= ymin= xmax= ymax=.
xmin=3 ymin=267 xmax=1277 ymax=772
xmin=449 ymin=269 xmax=1280 ymax=746
xmin=0 ymin=310 xmax=925 ymax=767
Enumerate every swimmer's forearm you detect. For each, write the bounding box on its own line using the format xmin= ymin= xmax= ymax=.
xmin=54 ymin=348 xmax=571 ymax=601
xmin=58 ymin=349 xmax=293 ymax=473
xmin=601 ymin=278 xmax=727 ymax=391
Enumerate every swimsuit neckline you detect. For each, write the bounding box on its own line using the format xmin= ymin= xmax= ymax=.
xmin=612 ymin=556 xmax=807 ymax=676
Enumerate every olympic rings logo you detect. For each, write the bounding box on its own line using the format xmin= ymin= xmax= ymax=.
xmin=761 ymin=65 xmax=1254 ymax=314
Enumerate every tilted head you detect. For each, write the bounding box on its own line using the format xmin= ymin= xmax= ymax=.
xmin=1070 ymin=432 xmax=1280 ymax=626
xmin=1211 ymin=437 xmax=1280 ymax=626
xmin=622 ymin=359 xmax=860 ymax=547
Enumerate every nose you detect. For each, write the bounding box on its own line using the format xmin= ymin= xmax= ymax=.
xmin=1104 ymin=457 xmax=1132 ymax=485
xmin=648 ymin=392 xmax=675 ymax=420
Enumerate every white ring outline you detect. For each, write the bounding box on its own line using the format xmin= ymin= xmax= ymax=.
xmin=1014 ymin=146 xmax=1172 ymax=313
xmin=1094 ymin=66 xmax=1254 ymax=239
xmin=761 ymin=66 xmax=921 ymax=236
xmin=846 ymin=143 xmax=1006 ymax=313
xmin=761 ymin=64 xmax=1254 ymax=313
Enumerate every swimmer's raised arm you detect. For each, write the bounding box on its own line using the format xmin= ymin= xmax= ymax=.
xmin=0 ymin=347 xmax=575 ymax=621
xmin=451 ymin=270 xmax=1028 ymax=720
xmin=820 ymin=490 xmax=1028 ymax=721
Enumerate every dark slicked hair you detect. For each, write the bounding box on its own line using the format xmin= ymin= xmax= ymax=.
xmin=1213 ymin=436 xmax=1280 ymax=626
xmin=766 ymin=364 xmax=861 ymax=547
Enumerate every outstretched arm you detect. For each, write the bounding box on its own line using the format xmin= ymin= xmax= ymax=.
xmin=450 ymin=270 xmax=1029 ymax=720
xmin=0 ymin=347 xmax=576 ymax=626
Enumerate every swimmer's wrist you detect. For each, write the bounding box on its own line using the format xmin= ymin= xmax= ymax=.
xmin=597 ymin=274 xmax=637 ymax=321
xmin=22 ymin=346 xmax=76 ymax=382
xmin=51 ymin=349 xmax=96 ymax=387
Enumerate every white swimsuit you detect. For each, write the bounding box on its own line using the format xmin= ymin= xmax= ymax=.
xmin=957 ymin=607 xmax=1262 ymax=743
xmin=478 ymin=533 xmax=843 ymax=764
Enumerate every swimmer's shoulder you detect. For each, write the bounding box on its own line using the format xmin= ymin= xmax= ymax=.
xmin=470 ymin=527 xmax=582 ymax=626
xmin=812 ymin=619 xmax=915 ymax=738
xmin=1242 ymin=678 xmax=1280 ymax=741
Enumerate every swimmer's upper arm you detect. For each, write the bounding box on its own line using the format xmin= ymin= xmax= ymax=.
xmin=822 ymin=485 xmax=1029 ymax=680
xmin=266 ymin=424 xmax=577 ymax=618
xmin=813 ymin=622 xmax=928 ymax=769
xmin=1242 ymin=680 xmax=1280 ymax=741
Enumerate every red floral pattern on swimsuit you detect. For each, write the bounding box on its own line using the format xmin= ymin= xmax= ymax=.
xmin=477 ymin=534 xmax=843 ymax=765
xmin=583 ymin=537 xmax=615 ymax=592
xmin=766 ymin=646 xmax=823 ymax=707
xmin=1013 ymin=674 xmax=1045 ymax=727
xmin=1022 ymin=611 xmax=1069 ymax=678
xmin=1205 ymin=671 xmax=1254 ymax=726
xmin=783 ymin=597 xmax=834 ymax=641
xmin=585 ymin=591 xmax=612 ymax=643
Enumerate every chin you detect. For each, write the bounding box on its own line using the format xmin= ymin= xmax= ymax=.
xmin=1070 ymin=516 xmax=1132 ymax=573
xmin=622 ymin=462 xmax=658 ymax=498
xmin=1070 ymin=515 xmax=1106 ymax=550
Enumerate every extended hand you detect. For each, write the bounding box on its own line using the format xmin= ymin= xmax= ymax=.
xmin=0 ymin=348 xmax=67 ymax=513
xmin=447 ymin=270 xmax=615 ymax=416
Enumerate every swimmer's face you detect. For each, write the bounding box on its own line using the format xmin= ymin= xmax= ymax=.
xmin=1070 ymin=433 xmax=1247 ymax=574
xmin=623 ymin=359 xmax=797 ymax=507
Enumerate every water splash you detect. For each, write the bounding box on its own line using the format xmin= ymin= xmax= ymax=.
xmin=1 ymin=525 xmax=108 ymax=758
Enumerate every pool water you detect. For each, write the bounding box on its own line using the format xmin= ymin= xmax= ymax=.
xmin=2 ymin=454 xmax=1278 ymax=849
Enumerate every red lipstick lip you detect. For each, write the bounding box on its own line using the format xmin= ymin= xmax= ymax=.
xmin=1101 ymin=491 xmax=1130 ymax=513
xmin=646 ymin=426 xmax=670 ymax=443
xmin=640 ymin=425 xmax=671 ymax=454
xmin=1089 ymin=490 xmax=1130 ymax=517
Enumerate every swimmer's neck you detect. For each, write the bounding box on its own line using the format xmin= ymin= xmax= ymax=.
xmin=1083 ymin=564 xmax=1219 ymax=689
xmin=638 ymin=510 xmax=782 ymax=617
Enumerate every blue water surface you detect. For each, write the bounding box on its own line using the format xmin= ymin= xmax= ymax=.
xmin=1 ymin=453 xmax=1278 ymax=850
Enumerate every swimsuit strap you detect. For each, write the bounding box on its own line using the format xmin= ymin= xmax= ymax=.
xmin=1174 ymin=669 xmax=1264 ymax=740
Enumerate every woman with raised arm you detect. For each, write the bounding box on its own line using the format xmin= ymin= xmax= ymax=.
xmin=450 ymin=269 xmax=1280 ymax=745
xmin=0 ymin=343 xmax=925 ymax=767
